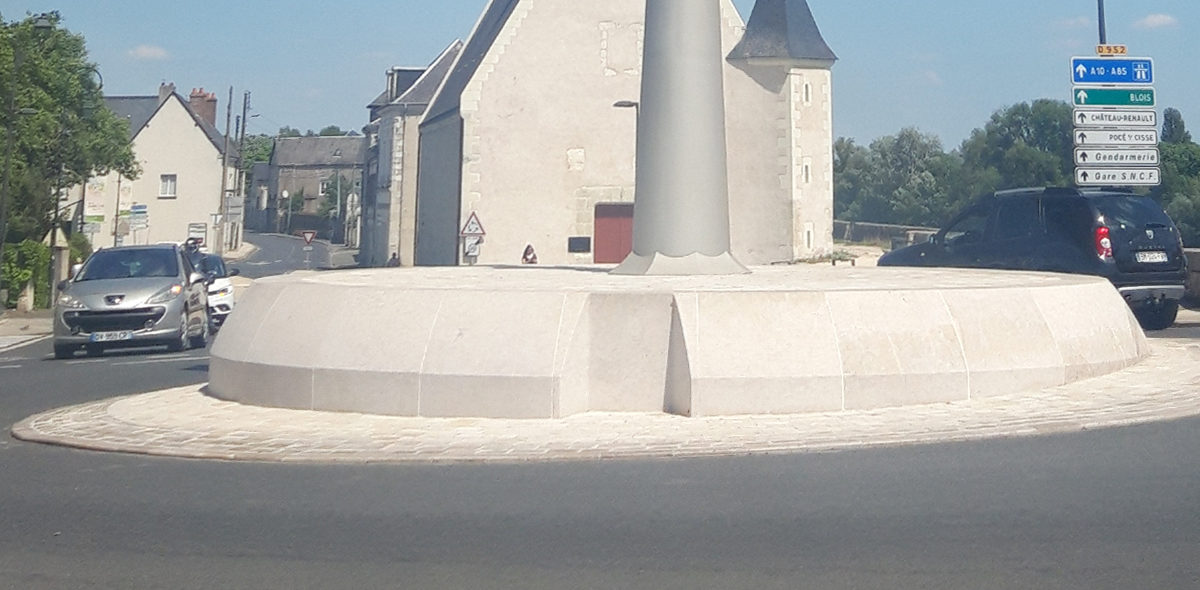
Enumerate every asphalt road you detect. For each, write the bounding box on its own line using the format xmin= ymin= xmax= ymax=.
xmin=235 ymin=231 xmax=339 ymax=279
xmin=1 ymin=251 xmax=1198 ymax=587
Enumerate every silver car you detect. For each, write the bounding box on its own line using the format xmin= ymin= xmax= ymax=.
xmin=53 ymin=244 xmax=210 ymax=359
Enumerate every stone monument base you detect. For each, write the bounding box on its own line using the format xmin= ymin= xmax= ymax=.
xmin=207 ymin=266 xmax=1147 ymax=419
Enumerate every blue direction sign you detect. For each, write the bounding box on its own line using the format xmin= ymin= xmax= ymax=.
xmin=1071 ymin=57 xmax=1154 ymax=85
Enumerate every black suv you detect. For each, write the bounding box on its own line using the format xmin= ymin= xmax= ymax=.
xmin=879 ymin=187 xmax=1188 ymax=330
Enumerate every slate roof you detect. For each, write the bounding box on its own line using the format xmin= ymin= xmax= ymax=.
xmin=270 ymin=136 xmax=366 ymax=168
xmin=368 ymin=68 xmax=427 ymax=109
xmin=104 ymin=93 xmax=236 ymax=157
xmin=423 ymin=0 xmax=519 ymax=126
xmin=395 ymin=40 xmax=464 ymax=106
xmin=728 ymin=0 xmax=837 ymax=64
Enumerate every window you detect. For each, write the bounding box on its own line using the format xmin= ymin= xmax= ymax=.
xmin=993 ymin=199 xmax=1042 ymax=241
xmin=319 ymin=180 xmax=329 ymax=196
xmin=941 ymin=202 xmax=993 ymax=246
xmin=159 ymin=174 xmax=177 ymax=199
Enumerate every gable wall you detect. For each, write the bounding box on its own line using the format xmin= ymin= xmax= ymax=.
xmin=433 ymin=0 xmax=834 ymax=267
xmin=78 ymin=98 xmax=227 ymax=249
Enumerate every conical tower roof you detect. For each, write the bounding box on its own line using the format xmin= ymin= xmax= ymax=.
xmin=728 ymin=0 xmax=837 ymax=65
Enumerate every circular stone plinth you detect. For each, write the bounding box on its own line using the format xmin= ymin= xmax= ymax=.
xmin=208 ymin=266 xmax=1147 ymax=419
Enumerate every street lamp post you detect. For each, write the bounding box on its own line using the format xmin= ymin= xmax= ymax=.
xmin=47 ymin=66 xmax=103 ymax=300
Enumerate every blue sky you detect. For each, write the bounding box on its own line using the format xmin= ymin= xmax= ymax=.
xmin=0 ymin=1 xmax=1191 ymax=149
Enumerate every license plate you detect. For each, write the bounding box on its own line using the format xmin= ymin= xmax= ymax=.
xmin=90 ymin=331 xmax=133 ymax=342
xmin=1135 ymin=251 xmax=1169 ymax=263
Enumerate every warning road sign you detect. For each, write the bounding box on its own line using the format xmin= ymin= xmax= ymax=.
xmin=460 ymin=212 xmax=485 ymax=237
xmin=301 ymin=230 xmax=317 ymax=245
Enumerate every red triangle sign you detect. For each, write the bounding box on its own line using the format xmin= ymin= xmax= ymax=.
xmin=301 ymin=230 xmax=317 ymax=245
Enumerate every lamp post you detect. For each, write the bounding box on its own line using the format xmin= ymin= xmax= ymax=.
xmin=47 ymin=65 xmax=103 ymax=299
xmin=1097 ymin=0 xmax=1107 ymax=44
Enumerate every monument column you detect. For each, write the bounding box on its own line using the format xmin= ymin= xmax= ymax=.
xmin=612 ymin=0 xmax=748 ymax=275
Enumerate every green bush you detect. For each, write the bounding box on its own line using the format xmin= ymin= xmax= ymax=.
xmin=68 ymin=231 xmax=93 ymax=267
xmin=1 ymin=240 xmax=50 ymax=309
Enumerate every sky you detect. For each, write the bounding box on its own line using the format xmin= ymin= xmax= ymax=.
xmin=0 ymin=1 xmax=1193 ymax=149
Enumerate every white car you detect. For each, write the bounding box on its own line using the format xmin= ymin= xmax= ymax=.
xmin=193 ymin=254 xmax=240 ymax=330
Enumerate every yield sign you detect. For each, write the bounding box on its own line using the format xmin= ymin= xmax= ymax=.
xmin=301 ymin=230 xmax=317 ymax=245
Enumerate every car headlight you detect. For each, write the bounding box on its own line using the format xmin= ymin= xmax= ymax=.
xmin=147 ymin=283 xmax=185 ymax=304
xmin=56 ymin=292 xmax=86 ymax=309
xmin=210 ymin=286 xmax=233 ymax=298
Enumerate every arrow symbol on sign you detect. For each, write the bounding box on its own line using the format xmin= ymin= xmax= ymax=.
xmin=1076 ymin=64 xmax=1087 ymax=79
xmin=1078 ymin=112 xmax=1088 ymax=124
xmin=1078 ymin=132 xmax=1088 ymax=143
xmin=1076 ymin=89 xmax=1089 ymax=104
xmin=1080 ymin=171 xmax=1090 ymax=182
xmin=1080 ymin=152 xmax=1089 ymax=162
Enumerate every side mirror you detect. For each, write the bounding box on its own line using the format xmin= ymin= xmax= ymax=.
xmin=56 ymin=280 xmax=68 ymax=292
xmin=189 ymin=271 xmax=207 ymax=286
xmin=228 ymin=268 xmax=241 ymax=277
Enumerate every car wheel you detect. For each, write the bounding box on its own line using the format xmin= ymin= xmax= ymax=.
xmin=167 ymin=315 xmax=189 ymax=353
xmin=1136 ymin=301 xmax=1179 ymax=331
xmin=53 ymin=344 xmax=75 ymax=360
xmin=85 ymin=343 xmax=104 ymax=357
xmin=189 ymin=312 xmax=210 ymax=349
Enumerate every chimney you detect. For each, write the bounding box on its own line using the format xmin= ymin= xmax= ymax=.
xmin=158 ymin=82 xmax=176 ymax=105
xmin=387 ymin=69 xmax=398 ymax=101
xmin=189 ymin=87 xmax=218 ymax=127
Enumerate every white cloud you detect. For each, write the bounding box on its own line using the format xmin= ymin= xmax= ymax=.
xmin=128 ymin=45 xmax=169 ymax=61
xmin=1058 ymin=16 xmax=1092 ymax=30
xmin=1134 ymin=14 xmax=1179 ymax=30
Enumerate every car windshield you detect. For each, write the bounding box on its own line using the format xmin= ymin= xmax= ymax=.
xmin=1094 ymin=196 xmax=1173 ymax=230
xmin=197 ymin=255 xmax=228 ymax=278
xmin=77 ymin=249 xmax=179 ymax=280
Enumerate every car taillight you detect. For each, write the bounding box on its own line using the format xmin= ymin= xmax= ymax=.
xmin=1095 ymin=226 xmax=1113 ymax=260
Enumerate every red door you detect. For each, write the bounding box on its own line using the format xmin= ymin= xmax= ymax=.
xmin=594 ymin=203 xmax=634 ymax=264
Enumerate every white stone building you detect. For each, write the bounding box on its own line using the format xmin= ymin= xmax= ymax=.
xmin=71 ymin=84 xmax=238 ymax=251
xmin=372 ymin=0 xmax=837 ymax=267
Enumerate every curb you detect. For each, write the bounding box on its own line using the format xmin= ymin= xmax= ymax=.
xmin=11 ymin=339 xmax=1200 ymax=464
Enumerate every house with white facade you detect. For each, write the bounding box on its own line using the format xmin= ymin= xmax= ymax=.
xmin=360 ymin=41 xmax=463 ymax=267
xmin=408 ymin=0 xmax=837 ymax=267
xmin=73 ymin=84 xmax=238 ymax=251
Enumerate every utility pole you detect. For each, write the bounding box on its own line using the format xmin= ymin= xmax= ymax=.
xmin=236 ymin=91 xmax=249 ymax=241
xmin=1098 ymin=0 xmax=1107 ymax=44
xmin=217 ymin=87 xmax=232 ymax=256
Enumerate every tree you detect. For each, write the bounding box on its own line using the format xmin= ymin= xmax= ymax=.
xmin=1 ymin=12 xmax=137 ymax=299
xmin=239 ymin=134 xmax=273 ymax=173
xmin=318 ymin=172 xmax=351 ymax=218
xmin=277 ymin=126 xmax=302 ymax=138
xmin=832 ymin=137 xmax=871 ymax=220
xmin=956 ymin=100 xmax=1073 ymax=191
xmin=834 ymin=128 xmax=959 ymax=227
xmin=1155 ymin=140 xmax=1200 ymax=246
xmin=1162 ymin=108 xmax=1192 ymax=144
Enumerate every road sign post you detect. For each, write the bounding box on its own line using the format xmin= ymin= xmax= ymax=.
xmin=1070 ymin=51 xmax=1160 ymax=187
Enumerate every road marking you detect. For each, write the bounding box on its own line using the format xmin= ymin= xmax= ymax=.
xmin=112 ymin=355 xmax=207 ymax=367
xmin=0 ymin=364 xmax=21 ymax=370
